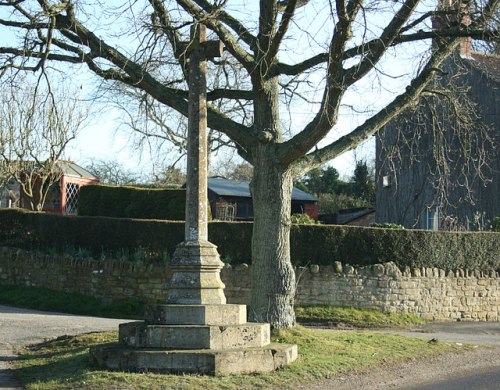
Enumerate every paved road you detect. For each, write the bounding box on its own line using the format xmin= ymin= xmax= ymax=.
xmin=409 ymin=368 xmax=500 ymax=390
xmin=375 ymin=321 xmax=500 ymax=346
xmin=0 ymin=305 xmax=129 ymax=389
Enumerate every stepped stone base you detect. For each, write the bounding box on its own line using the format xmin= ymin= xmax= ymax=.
xmin=90 ymin=303 xmax=298 ymax=375
xmin=90 ymin=342 xmax=298 ymax=375
xmin=119 ymin=321 xmax=271 ymax=349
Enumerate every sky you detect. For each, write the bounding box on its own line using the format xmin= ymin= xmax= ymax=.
xmin=0 ymin=0 xmax=434 ymax=181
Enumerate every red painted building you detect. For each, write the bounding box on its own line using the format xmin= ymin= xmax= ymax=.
xmin=19 ymin=161 xmax=99 ymax=214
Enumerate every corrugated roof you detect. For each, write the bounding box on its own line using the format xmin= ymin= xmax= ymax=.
xmin=207 ymin=177 xmax=317 ymax=202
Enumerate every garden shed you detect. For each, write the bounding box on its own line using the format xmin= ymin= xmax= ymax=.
xmin=207 ymin=177 xmax=318 ymax=221
xmin=39 ymin=161 xmax=99 ymax=214
xmin=17 ymin=161 xmax=99 ymax=214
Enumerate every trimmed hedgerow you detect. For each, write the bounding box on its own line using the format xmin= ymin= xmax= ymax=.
xmin=1 ymin=209 xmax=499 ymax=270
xmin=289 ymin=224 xmax=500 ymax=270
xmin=78 ymin=184 xmax=186 ymax=220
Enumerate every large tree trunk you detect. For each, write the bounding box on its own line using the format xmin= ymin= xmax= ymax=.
xmin=249 ymin=145 xmax=296 ymax=329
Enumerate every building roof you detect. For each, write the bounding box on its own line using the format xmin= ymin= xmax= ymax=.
xmin=207 ymin=177 xmax=318 ymax=202
xmin=336 ymin=207 xmax=375 ymax=225
xmin=55 ymin=161 xmax=99 ymax=180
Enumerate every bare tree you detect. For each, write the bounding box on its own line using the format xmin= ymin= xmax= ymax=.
xmin=85 ymin=158 xmax=141 ymax=186
xmin=0 ymin=83 xmax=86 ymax=211
xmin=211 ymin=160 xmax=253 ymax=180
xmin=0 ymin=0 xmax=497 ymax=328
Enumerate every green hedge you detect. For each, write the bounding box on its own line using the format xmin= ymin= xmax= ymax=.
xmin=78 ymin=184 xmax=186 ymax=220
xmin=0 ymin=209 xmax=247 ymax=262
xmin=289 ymin=224 xmax=500 ymax=270
xmin=1 ymin=209 xmax=499 ymax=270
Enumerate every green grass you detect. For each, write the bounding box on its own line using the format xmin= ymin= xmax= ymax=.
xmin=13 ymin=326 xmax=469 ymax=390
xmin=0 ymin=284 xmax=143 ymax=319
xmin=296 ymin=305 xmax=427 ymax=328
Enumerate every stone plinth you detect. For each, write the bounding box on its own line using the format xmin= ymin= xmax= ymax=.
xmin=91 ymin=299 xmax=298 ymax=374
xmin=91 ymin=342 xmax=298 ymax=375
xmin=119 ymin=321 xmax=271 ymax=349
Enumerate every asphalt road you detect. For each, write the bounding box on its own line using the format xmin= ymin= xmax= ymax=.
xmin=410 ymin=368 xmax=500 ymax=390
xmin=376 ymin=320 xmax=500 ymax=346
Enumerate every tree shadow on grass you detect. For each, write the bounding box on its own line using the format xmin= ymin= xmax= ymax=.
xmin=12 ymin=333 xmax=119 ymax=388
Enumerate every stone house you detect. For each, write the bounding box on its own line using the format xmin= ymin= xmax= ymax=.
xmin=376 ymin=16 xmax=499 ymax=230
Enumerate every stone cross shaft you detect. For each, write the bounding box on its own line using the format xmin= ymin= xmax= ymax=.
xmin=184 ymin=23 xmax=223 ymax=242
xmin=165 ymin=23 xmax=226 ymax=305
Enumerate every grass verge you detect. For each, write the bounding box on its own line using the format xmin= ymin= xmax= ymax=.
xmin=14 ymin=326 xmax=469 ymax=390
xmin=296 ymin=305 xmax=427 ymax=328
xmin=0 ymin=284 xmax=143 ymax=319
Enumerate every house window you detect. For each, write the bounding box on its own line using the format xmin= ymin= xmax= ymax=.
xmin=426 ymin=206 xmax=439 ymax=230
xmin=65 ymin=182 xmax=80 ymax=214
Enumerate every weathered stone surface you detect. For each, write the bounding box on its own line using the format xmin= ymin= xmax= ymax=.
xmin=385 ymin=262 xmax=402 ymax=278
xmin=373 ymin=264 xmax=385 ymax=276
xmin=145 ymin=304 xmax=246 ymax=325
xmin=119 ymin=321 xmax=270 ymax=350
xmin=90 ymin=342 xmax=298 ymax=375
xmin=167 ymin=240 xmax=226 ymax=305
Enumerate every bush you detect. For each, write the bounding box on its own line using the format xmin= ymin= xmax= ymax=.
xmin=491 ymin=217 xmax=500 ymax=232
xmin=1 ymin=209 xmax=499 ymax=271
xmin=370 ymin=222 xmax=405 ymax=229
xmin=78 ymin=184 xmax=186 ymax=220
xmin=291 ymin=213 xmax=317 ymax=224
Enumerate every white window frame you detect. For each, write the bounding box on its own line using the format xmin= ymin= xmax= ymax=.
xmin=426 ymin=206 xmax=440 ymax=230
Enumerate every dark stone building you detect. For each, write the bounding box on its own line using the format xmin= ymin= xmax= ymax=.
xmin=376 ymin=42 xmax=499 ymax=230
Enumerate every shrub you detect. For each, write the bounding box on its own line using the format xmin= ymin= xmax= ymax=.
xmin=291 ymin=213 xmax=317 ymax=224
xmin=491 ymin=217 xmax=500 ymax=232
xmin=370 ymin=222 xmax=405 ymax=229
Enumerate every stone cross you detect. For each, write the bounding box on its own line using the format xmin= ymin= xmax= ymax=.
xmin=184 ymin=23 xmax=223 ymax=242
xmin=166 ymin=23 xmax=226 ymax=305
xmin=91 ymin=25 xmax=298 ymax=375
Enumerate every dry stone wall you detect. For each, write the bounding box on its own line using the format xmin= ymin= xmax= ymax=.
xmin=1 ymin=247 xmax=498 ymax=321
